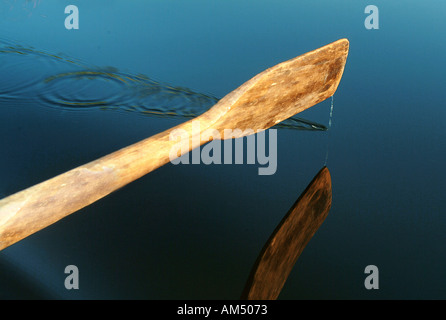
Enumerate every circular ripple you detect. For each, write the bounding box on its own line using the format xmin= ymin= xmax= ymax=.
xmin=37 ymin=70 xmax=136 ymax=110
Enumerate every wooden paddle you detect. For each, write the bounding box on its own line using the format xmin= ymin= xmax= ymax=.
xmin=0 ymin=39 xmax=349 ymax=251
xmin=240 ymin=166 xmax=332 ymax=300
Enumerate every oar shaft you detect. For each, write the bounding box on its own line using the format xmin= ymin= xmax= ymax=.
xmin=0 ymin=117 xmax=203 ymax=250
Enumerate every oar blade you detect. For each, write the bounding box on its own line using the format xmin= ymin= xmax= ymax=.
xmin=209 ymin=39 xmax=349 ymax=136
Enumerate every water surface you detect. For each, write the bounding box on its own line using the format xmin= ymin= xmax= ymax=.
xmin=0 ymin=0 xmax=445 ymax=299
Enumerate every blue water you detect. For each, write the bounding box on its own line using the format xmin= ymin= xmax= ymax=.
xmin=1 ymin=0 xmax=445 ymax=299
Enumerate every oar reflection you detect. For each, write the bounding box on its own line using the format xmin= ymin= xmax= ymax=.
xmin=241 ymin=166 xmax=332 ymax=300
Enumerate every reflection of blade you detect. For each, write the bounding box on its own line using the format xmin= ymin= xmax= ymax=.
xmin=0 ymin=38 xmax=327 ymax=131
xmin=241 ymin=166 xmax=332 ymax=300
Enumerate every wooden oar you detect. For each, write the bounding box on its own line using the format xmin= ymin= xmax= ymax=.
xmin=0 ymin=39 xmax=349 ymax=251
xmin=241 ymin=166 xmax=332 ymax=300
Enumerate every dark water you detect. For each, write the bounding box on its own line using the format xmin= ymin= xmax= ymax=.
xmin=1 ymin=1 xmax=445 ymax=299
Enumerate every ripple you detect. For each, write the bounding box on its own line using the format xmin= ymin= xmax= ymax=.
xmin=0 ymin=38 xmax=85 ymax=100
xmin=38 ymin=70 xmax=136 ymax=109
xmin=0 ymin=48 xmax=50 ymax=99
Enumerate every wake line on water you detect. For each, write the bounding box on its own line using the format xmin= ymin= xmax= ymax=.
xmin=0 ymin=38 xmax=327 ymax=131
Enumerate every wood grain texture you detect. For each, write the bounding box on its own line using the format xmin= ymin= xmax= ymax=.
xmin=0 ymin=39 xmax=348 ymax=251
xmin=211 ymin=39 xmax=349 ymax=136
xmin=241 ymin=167 xmax=332 ymax=300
